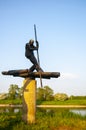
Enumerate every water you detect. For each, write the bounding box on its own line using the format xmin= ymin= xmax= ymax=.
xmin=0 ymin=107 xmax=86 ymax=116
xmin=0 ymin=107 xmax=22 ymax=113
xmin=70 ymin=109 xmax=86 ymax=116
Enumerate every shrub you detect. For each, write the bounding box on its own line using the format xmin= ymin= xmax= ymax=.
xmin=37 ymin=86 xmax=54 ymax=101
xmin=54 ymin=93 xmax=68 ymax=101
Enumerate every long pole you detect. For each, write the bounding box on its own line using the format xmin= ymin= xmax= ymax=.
xmin=34 ymin=24 xmax=40 ymax=65
xmin=34 ymin=24 xmax=43 ymax=87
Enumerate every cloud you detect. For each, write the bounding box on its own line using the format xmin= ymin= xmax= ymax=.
xmin=61 ymin=72 xmax=79 ymax=79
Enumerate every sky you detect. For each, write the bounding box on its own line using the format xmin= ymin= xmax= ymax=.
xmin=0 ymin=0 xmax=86 ymax=96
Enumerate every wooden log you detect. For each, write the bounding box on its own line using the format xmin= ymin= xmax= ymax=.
xmin=2 ymin=69 xmax=60 ymax=79
xmin=2 ymin=69 xmax=29 ymax=75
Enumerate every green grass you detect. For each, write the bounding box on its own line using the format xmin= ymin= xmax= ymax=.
xmin=0 ymin=99 xmax=86 ymax=105
xmin=0 ymin=108 xmax=86 ymax=130
xmin=37 ymin=99 xmax=86 ymax=105
xmin=0 ymin=99 xmax=22 ymax=104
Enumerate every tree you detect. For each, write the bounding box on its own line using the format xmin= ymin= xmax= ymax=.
xmin=37 ymin=86 xmax=54 ymax=101
xmin=54 ymin=93 xmax=68 ymax=101
xmin=37 ymin=87 xmax=45 ymax=101
xmin=8 ymin=84 xmax=19 ymax=99
xmin=17 ymin=86 xmax=23 ymax=99
xmin=44 ymin=86 xmax=54 ymax=101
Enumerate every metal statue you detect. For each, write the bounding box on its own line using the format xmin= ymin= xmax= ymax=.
xmin=25 ymin=39 xmax=43 ymax=72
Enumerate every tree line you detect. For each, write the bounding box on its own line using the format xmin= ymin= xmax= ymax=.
xmin=0 ymin=84 xmax=86 ymax=101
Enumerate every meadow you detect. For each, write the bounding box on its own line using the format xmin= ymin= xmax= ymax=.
xmin=0 ymin=107 xmax=86 ymax=130
xmin=37 ymin=99 xmax=86 ymax=105
xmin=0 ymin=98 xmax=86 ymax=130
xmin=0 ymin=98 xmax=86 ymax=105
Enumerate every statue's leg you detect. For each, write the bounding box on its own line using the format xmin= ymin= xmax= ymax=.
xmin=35 ymin=64 xmax=44 ymax=72
xmin=29 ymin=55 xmax=44 ymax=72
xmin=29 ymin=65 xmax=36 ymax=72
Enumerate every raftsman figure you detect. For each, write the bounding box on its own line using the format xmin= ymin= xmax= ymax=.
xmin=25 ymin=39 xmax=43 ymax=72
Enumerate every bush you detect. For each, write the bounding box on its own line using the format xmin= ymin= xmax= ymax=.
xmin=54 ymin=93 xmax=68 ymax=101
xmin=0 ymin=93 xmax=8 ymax=100
xmin=37 ymin=86 xmax=54 ymax=101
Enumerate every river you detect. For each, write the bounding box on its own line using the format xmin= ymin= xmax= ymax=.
xmin=0 ymin=107 xmax=86 ymax=116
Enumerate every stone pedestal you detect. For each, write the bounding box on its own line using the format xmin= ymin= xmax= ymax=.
xmin=22 ymin=78 xmax=36 ymax=124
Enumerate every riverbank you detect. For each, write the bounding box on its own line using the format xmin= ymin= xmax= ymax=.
xmin=0 ymin=106 xmax=86 ymax=130
xmin=37 ymin=105 xmax=86 ymax=108
xmin=0 ymin=104 xmax=86 ymax=108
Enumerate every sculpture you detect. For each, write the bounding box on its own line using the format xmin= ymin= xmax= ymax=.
xmin=2 ymin=25 xmax=60 ymax=124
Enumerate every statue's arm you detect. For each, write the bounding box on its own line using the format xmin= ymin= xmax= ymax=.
xmin=29 ymin=45 xmax=38 ymax=51
xmin=26 ymin=43 xmax=38 ymax=51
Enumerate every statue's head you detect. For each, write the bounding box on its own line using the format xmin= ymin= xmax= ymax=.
xmin=29 ymin=39 xmax=34 ymax=45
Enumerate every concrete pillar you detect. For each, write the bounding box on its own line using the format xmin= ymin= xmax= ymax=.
xmin=22 ymin=78 xmax=36 ymax=124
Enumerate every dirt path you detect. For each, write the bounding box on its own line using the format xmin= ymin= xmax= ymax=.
xmin=0 ymin=104 xmax=86 ymax=108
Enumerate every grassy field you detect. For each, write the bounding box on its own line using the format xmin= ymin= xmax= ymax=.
xmin=37 ymin=99 xmax=86 ymax=105
xmin=0 ymin=99 xmax=22 ymax=105
xmin=0 ymin=108 xmax=86 ymax=130
xmin=0 ymin=98 xmax=86 ymax=130
xmin=0 ymin=99 xmax=86 ymax=105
